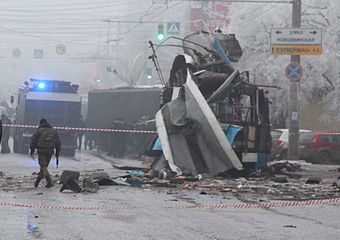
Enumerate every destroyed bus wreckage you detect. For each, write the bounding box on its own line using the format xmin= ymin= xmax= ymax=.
xmin=147 ymin=31 xmax=271 ymax=177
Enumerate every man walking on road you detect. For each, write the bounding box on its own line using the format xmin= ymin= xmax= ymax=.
xmin=30 ymin=118 xmax=61 ymax=188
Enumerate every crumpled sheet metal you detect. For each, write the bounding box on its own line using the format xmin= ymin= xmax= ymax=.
xmin=155 ymin=70 xmax=243 ymax=176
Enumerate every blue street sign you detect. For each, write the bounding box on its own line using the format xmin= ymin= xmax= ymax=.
xmin=285 ymin=62 xmax=303 ymax=81
xmin=167 ymin=22 xmax=180 ymax=35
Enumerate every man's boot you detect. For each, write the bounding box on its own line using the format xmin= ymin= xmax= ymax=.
xmin=34 ymin=176 xmax=43 ymax=188
xmin=45 ymin=176 xmax=54 ymax=188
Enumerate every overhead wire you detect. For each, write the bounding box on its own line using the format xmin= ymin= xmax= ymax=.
xmin=0 ymin=0 xmax=152 ymax=26
xmin=0 ymin=0 xmax=180 ymax=47
xmin=0 ymin=0 xmax=128 ymax=9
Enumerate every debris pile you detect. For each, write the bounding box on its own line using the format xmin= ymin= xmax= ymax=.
xmin=1 ymin=160 xmax=339 ymax=200
xmin=58 ymin=160 xmax=340 ymax=200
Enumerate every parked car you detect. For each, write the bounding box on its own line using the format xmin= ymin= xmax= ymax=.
xmin=299 ymin=132 xmax=340 ymax=164
xmin=269 ymin=129 xmax=311 ymax=160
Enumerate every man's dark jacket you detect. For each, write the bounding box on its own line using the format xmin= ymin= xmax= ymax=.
xmin=30 ymin=122 xmax=61 ymax=155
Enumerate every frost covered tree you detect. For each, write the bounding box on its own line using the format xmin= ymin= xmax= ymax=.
xmin=223 ymin=1 xmax=340 ymax=129
xmin=302 ymin=0 xmax=340 ymax=124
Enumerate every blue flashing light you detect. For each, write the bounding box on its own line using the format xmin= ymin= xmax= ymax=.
xmin=38 ymin=83 xmax=45 ymax=89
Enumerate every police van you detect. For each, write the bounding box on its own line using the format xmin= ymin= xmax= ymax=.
xmin=13 ymin=79 xmax=81 ymax=156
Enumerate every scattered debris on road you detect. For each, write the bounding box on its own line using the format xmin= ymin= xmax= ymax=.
xmin=305 ymin=177 xmax=322 ymax=184
xmin=1 ymin=159 xmax=339 ymax=200
xmin=59 ymin=178 xmax=82 ymax=193
xmin=283 ymin=225 xmax=297 ymax=228
xmin=60 ymin=170 xmax=80 ymax=184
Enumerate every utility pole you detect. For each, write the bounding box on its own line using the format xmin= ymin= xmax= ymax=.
xmin=288 ymin=0 xmax=301 ymax=160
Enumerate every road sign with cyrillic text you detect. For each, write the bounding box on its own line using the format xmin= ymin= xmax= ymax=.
xmin=271 ymin=28 xmax=322 ymax=55
xmin=272 ymin=45 xmax=322 ymax=55
xmin=271 ymin=28 xmax=322 ymax=45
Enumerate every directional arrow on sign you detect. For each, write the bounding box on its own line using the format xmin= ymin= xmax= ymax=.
xmin=271 ymin=28 xmax=322 ymax=45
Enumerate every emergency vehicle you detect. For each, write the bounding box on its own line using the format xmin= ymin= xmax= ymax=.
xmin=13 ymin=79 xmax=81 ymax=156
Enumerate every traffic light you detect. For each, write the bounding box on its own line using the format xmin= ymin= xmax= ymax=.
xmin=146 ymin=68 xmax=152 ymax=80
xmin=157 ymin=24 xmax=165 ymax=41
xmin=92 ymin=73 xmax=101 ymax=83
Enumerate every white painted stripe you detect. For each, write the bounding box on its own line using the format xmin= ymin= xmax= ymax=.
xmin=26 ymin=92 xmax=81 ymax=102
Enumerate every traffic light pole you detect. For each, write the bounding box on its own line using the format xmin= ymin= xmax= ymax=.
xmin=288 ymin=0 xmax=301 ymax=160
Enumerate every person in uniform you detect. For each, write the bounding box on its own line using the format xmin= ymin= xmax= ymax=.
xmin=30 ymin=118 xmax=61 ymax=188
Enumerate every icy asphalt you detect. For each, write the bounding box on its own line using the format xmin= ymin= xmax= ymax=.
xmin=0 ymin=151 xmax=340 ymax=240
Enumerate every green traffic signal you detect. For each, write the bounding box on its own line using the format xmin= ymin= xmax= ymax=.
xmin=157 ymin=33 xmax=165 ymax=41
xmin=95 ymin=79 xmax=101 ymax=83
xmin=146 ymin=68 xmax=153 ymax=80
xmin=157 ymin=24 xmax=164 ymax=41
